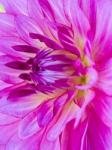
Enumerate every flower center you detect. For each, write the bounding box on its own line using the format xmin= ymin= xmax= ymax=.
xmin=30 ymin=49 xmax=75 ymax=92
xmin=32 ymin=64 xmax=40 ymax=72
xmin=75 ymin=67 xmax=98 ymax=90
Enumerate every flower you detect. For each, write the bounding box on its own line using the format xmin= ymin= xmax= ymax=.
xmin=0 ymin=0 xmax=112 ymax=149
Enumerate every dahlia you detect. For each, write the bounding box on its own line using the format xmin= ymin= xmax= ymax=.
xmin=0 ymin=0 xmax=112 ymax=149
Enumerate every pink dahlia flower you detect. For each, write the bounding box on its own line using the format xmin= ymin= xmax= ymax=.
xmin=0 ymin=0 xmax=112 ymax=149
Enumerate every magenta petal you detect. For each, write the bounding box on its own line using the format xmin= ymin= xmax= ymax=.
xmin=61 ymin=120 xmax=88 ymax=150
xmin=8 ymin=88 xmax=36 ymax=100
xmin=19 ymin=73 xmax=31 ymax=81
xmin=6 ymin=61 xmax=30 ymax=70
xmin=38 ymin=0 xmax=55 ymax=22
xmin=12 ymin=45 xmax=38 ymax=53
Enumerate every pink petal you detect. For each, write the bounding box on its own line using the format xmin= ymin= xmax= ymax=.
xmin=0 ymin=93 xmax=46 ymax=117
xmin=40 ymin=136 xmax=60 ymax=150
xmin=93 ymin=0 xmax=112 ymax=61
xmin=0 ymin=113 xmax=18 ymax=125
xmin=37 ymin=101 xmax=54 ymax=127
xmin=0 ymin=13 xmax=17 ymax=37
xmin=0 ymin=145 xmax=5 ymax=150
xmin=47 ymin=101 xmax=78 ymax=141
xmin=0 ymin=80 xmax=11 ymax=91
xmin=28 ymin=0 xmax=44 ymax=25
xmin=93 ymin=90 xmax=112 ymax=127
xmin=63 ymin=0 xmax=90 ymax=37
xmin=38 ymin=0 xmax=69 ymax=25
xmin=30 ymin=33 xmax=63 ymax=50
xmin=79 ymin=0 xmax=97 ymax=41
xmin=15 ymin=15 xmax=43 ymax=45
xmin=97 ymin=59 xmax=112 ymax=96
xmin=58 ymin=25 xmax=80 ymax=56
xmin=0 ymin=0 xmax=28 ymax=15
xmin=0 ymin=122 xmax=18 ymax=144
xmin=74 ymin=90 xmax=95 ymax=127
xmin=0 ymin=72 xmax=23 ymax=84
xmin=5 ymin=133 xmax=42 ymax=150
xmin=19 ymin=112 xmax=40 ymax=139
xmin=54 ymin=91 xmax=75 ymax=114
xmin=28 ymin=0 xmax=59 ymax=40
xmin=0 ymin=36 xmax=30 ymax=58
